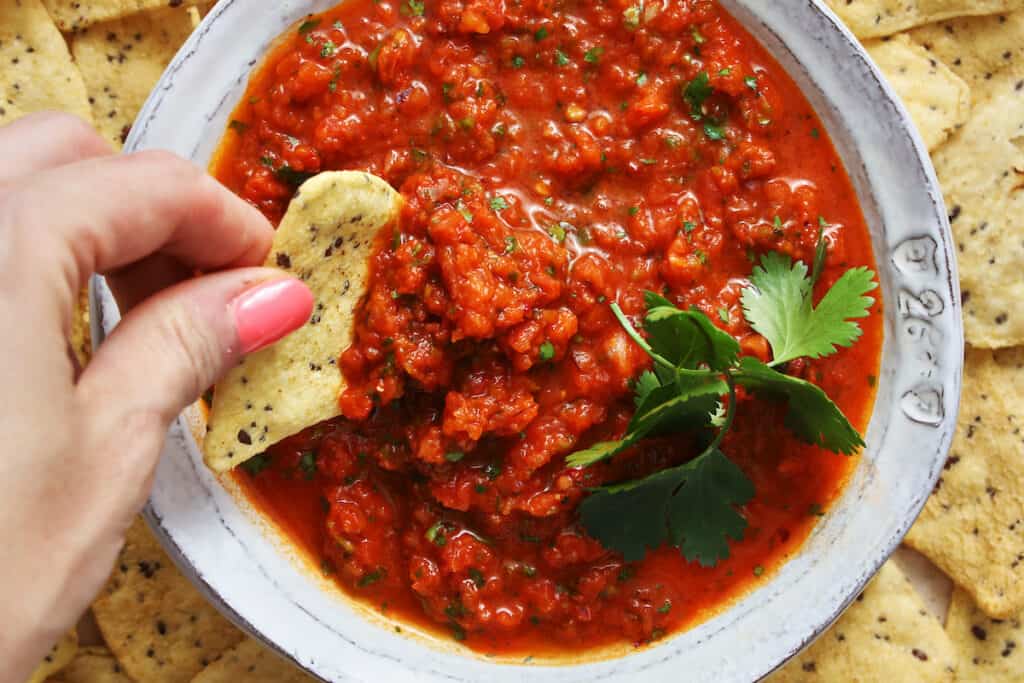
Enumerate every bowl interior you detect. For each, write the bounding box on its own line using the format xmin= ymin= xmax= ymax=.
xmin=90 ymin=1 xmax=963 ymax=681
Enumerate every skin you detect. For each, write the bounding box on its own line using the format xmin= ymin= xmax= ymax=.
xmin=0 ymin=112 xmax=309 ymax=682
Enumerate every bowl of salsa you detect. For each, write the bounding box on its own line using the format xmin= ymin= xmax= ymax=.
xmin=91 ymin=0 xmax=963 ymax=680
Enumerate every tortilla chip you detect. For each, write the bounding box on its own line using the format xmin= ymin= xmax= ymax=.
xmin=46 ymin=646 xmax=133 ymax=683
xmin=26 ymin=629 xmax=77 ymax=683
xmin=766 ymin=561 xmax=956 ymax=682
xmin=905 ymin=347 xmax=1024 ymax=618
xmin=71 ymin=286 xmax=92 ymax=368
xmin=929 ymin=67 xmax=1024 ymax=348
xmin=946 ymin=588 xmax=1023 ymax=681
xmin=205 ymin=171 xmax=404 ymax=473
xmin=864 ymin=35 xmax=971 ymax=151
xmin=0 ymin=0 xmax=92 ymax=125
xmin=191 ymin=639 xmax=314 ymax=683
xmin=40 ymin=0 xmax=200 ymax=33
xmin=908 ymin=12 xmax=1024 ymax=95
xmin=70 ymin=5 xmax=199 ymax=149
xmin=92 ymin=517 xmax=244 ymax=683
xmin=823 ymin=0 xmax=1024 ymax=39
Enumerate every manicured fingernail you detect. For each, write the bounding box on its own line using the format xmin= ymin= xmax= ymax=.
xmin=232 ymin=278 xmax=314 ymax=354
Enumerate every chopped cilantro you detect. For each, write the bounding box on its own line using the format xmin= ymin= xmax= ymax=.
xmin=691 ymin=27 xmax=706 ymax=45
xmin=683 ymin=220 xmax=696 ymax=233
xmin=240 ymin=453 xmax=271 ymax=476
xmin=228 ymin=119 xmax=248 ymax=133
xmin=636 ymin=71 xmax=648 ymax=86
xmin=683 ymin=72 xmax=712 ymax=119
xmin=298 ymin=19 xmax=320 ymax=34
xmin=753 ymin=565 xmax=765 ymax=577
xmin=456 ymin=201 xmax=473 ymax=222
xmin=320 ymin=40 xmax=336 ymax=57
xmin=658 ymin=600 xmax=672 ymax=614
xmin=358 ymin=567 xmax=386 ymax=587
xmin=489 ymin=196 xmax=509 ymax=211
xmin=404 ymin=0 xmax=425 ymax=15
xmin=555 ymin=49 xmax=570 ymax=66
xmin=719 ymin=67 xmax=732 ymax=76
xmin=584 ymin=46 xmax=604 ymax=64
xmin=640 ymin=158 xmax=657 ymax=165
xmin=623 ymin=3 xmax=642 ymax=30
xmin=468 ymin=568 xmax=486 ymax=587
xmin=367 ymin=44 xmax=381 ymax=69
xmin=298 ymin=450 xmax=318 ymax=479
xmin=703 ymin=123 xmax=726 ymax=140
xmin=512 ymin=55 xmax=525 ymax=68
xmin=629 ymin=206 xmax=640 ymax=216
xmin=745 ymin=75 xmax=759 ymax=91
xmin=546 ymin=223 xmax=567 ymax=243
xmin=718 ymin=307 xmax=730 ymax=324
xmin=539 ymin=341 xmax=555 ymax=361
xmin=811 ymin=127 xmax=820 ymax=139
xmin=665 ymin=134 xmax=681 ymax=148
xmin=445 ymin=451 xmax=465 ymax=463
xmin=534 ymin=27 xmax=548 ymax=41
xmin=426 ymin=521 xmax=450 ymax=546
xmin=504 ymin=235 xmax=518 ymax=253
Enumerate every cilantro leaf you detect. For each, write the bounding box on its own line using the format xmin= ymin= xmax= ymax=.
xmin=566 ymin=376 xmax=725 ymax=467
xmin=734 ymin=357 xmax=863 ymax=455
xmin=578 ymin=468 xmax=678 ymax=561
xmin=633 ymin=370 xmax=661 ymax=408
xmin=741 ymin=252 xmax=876 ymax=366
xmin=579 ymin=449 xmax=753 ymax=564
xmin=666 ymin=449 xmax=754 ymax=566
xmin=643 ymin=292 xmax=739 ymax=371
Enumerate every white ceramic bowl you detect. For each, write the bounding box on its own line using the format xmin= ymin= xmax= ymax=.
xmin=91 ymin=1 xmax=963 ymax=680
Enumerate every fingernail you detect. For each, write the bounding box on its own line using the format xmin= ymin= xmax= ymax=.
xmin=232 ymin=278 xmax=314 ymax=354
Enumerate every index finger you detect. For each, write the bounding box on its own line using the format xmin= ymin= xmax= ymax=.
xmin=3 ymin=150 xmax=274 ymax=286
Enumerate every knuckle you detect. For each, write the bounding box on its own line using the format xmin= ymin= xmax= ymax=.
xmin=158 ymin=299 xmax=223 ymax=410
xmin=31 ymin=111 xmax=110 ymax=155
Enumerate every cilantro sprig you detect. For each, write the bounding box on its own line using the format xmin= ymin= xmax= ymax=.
xmin=569 ymin=244 xmax=877 ymax=566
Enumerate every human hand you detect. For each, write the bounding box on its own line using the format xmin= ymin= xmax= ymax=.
xmin=0 ymin=113 xmax=314 ymax=681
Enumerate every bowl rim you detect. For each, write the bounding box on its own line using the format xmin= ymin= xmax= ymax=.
xmin=91 ymin=0 xmax=964 ymax=680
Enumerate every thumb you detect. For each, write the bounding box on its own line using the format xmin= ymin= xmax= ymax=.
xmin=77 ymin=268 xmax=313 ymax=443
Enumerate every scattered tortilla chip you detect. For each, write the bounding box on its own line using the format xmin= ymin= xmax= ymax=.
xmin=823 ymin=0 xmax=1024 ymax=39
xmin=204 ymin=171 xmax=404 ymax=473
xmin=190 ymin=639 xmax=314 ymax=683
xmin=946 ymin=588 xmax=1023 ymax=681
xmin=26 ymin=629 xmax=77 ymax=683
xmin=70 ymin=5 xmax=200 ymax=148
xmin=930 ymin=68 xmax=1024 ymax=348
xmin=70 ymin=286 xmax=92 ymax=368
xmin=47 ymin=646 xmax=134 ymax=683
xmin=92 ymin=516 xmax=244 ymax=683
xmin=865 ymin=34 xmax=971 ymax=151
xmin=908 ymin=12 xmax=1024 ymax=95
xmin=905 ymin=348 xmax=1024 ymax=618
xmin=0 ymin=0 xmax=92 ymax=125
xmin=40 ymin=0 xmax=200 ymax=33
xmin=767 ymin=561 xmax=956 ymax=682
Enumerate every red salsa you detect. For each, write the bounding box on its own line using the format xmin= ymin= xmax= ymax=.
xmin=211 ymin=0 xmax=882 ymax=656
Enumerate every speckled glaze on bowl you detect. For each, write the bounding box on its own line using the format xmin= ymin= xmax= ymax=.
xmin=90 ymin=1 xmax=963 ymax=680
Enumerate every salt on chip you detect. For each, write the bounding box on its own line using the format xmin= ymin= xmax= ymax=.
xmin=26 ymin=629 xmax=77 ymax=683
xmin=909 ymin=11 xmax=1024 ymax=94
xmin=205 ymin=171 xmax=403 ymax=473
xmin=823 ymin=0 xmax=1024 ymax=39
xmin=930 ymin=69 xmax=1024 ymax=348
xmin=946 ymin=588 xmax=1023 ymax=681
xmin=191 ymin=639 xmax=315 ymax=683
xmin=766 ymin=561 xmax=956 ymax=682
xmin=71 ymin=4 xmax=200 ymax=148
xmin=0 ymin=0 xmax=92 ymax=125
xmin=865 ymin=34 xmax=970 ymax=151
xmin=40 ymin=0 xmax=201 ymax=32
xmin=47 ymin=646 xmax=134 ymax=683
xmin=905 ymin=348 xmax=1024 ymax=618
xmin=92 ymin=516 xmax=244 ymax=683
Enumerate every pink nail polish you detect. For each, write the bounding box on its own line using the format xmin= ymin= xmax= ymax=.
xmin=232 ymin=278 xmax=314 ymax=354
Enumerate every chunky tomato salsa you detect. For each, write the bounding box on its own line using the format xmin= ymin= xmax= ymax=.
xmin=211 ymin=0 xmax=882 ymax=656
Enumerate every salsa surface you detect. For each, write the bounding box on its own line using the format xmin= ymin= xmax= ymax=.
xmin=211 ymin=0 xmax=882 ymax=656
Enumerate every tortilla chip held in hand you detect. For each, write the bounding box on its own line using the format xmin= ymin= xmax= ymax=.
xmin=204 ymin=171 xmax=403 ymax=473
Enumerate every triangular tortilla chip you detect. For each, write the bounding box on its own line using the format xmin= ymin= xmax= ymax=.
xmin=205 ymin=171 xmax=403 ymax=472
xmin=767 ymin=562 xmax=956 ymax=681
xmin=47 ymin=646 xmax=134 ymax=683
xmin=864 ymin=34 xmax=970 ymax=151
xmin=0 ymin=0 xmax=92 ymax=125
xmin=908 ymin=12 xmax=1024 ymax=95
xmin=946 ymin=588 xmax=1023 ymax=681
xmin=191 ymin=639 xmax=314 ymax=683
xmin=26 ymin=628 xmax=77 ymax=683
xmin=905 ymin=348 xmax=1024 ymax=617
xmin=823 ymin=0 xmax=1024 ymax=39
xmin=40 ymin=0 xmax=201 ymax=32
